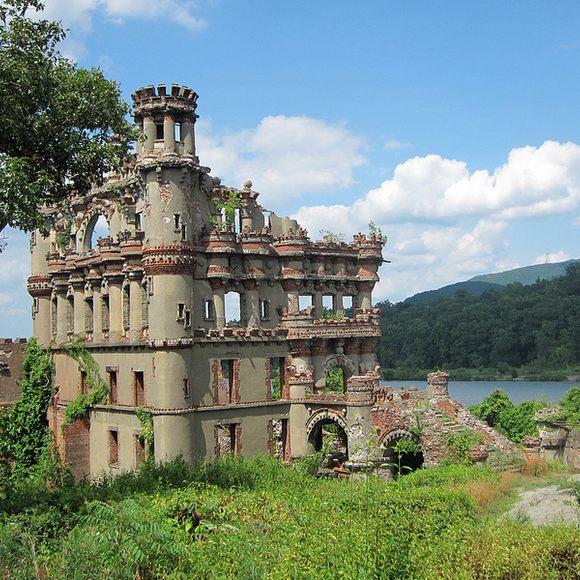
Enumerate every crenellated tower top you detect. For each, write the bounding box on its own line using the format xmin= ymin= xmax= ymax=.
xmin=132 ymin=84 xmax=199 ymax=159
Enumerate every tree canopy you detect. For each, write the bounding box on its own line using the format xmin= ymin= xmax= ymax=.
xmin=377 ymin=263 xmax=580 ymax=375
xmin=0 ymin=0 xmax=136 ymax=236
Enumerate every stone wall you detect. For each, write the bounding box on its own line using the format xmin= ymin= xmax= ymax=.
xmin=0 ymin=338 xmax=27 ymax=407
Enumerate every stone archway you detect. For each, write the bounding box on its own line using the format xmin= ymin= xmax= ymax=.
xmin=78 ymin=210 xmax=111 ymax=251
xmin=318 ymin=354 xmax=356 ymax=393
xmin=306 ymin=409 xmax=348 ymax=457
xmin=380 ymin=429 xmax=424 ymax=478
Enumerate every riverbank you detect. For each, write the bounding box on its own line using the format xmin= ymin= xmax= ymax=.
xmin=381 ymin=366 xmax=580 ymax=382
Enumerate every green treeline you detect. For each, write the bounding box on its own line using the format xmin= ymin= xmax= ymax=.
xmin=378 ymin=263 xmax=580 ymax=378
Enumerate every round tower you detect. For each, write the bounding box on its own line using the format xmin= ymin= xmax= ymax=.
xmin=132 ymin=84 xmax=203 ymax=343
xmin=27 ymin=230 xmax=52 ymax=345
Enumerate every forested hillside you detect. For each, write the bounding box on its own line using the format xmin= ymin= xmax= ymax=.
xmin=377 ymin=263 xmax=580 ymax=377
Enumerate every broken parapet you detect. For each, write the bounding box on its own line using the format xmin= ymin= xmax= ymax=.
xmin=426 ymin=371 xmax=449 ymax=399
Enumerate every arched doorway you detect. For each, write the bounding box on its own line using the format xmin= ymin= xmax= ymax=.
xmin=381 ymin=430 xmax=423 ymax=478
xmin=306 ymin=410 xmax=348 ymax=458
xmin=321 ymin=354 xmax=355 ymax=394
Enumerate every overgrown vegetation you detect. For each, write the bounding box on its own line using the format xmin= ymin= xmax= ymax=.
xmin=62 ymin=339 xmax=108 ymax=426
xmin=377 ymin=263 xmax=580 ymax=377
xmin=324 ymin=367 xmax=344 ymax=392
xmin=470 ymin=389 xmax=541 ymax=442
xmin=0 ymin=338 xmax=53 ymax=475
xmin=0 ymin=456 xmax=578 ymax=578
xmin=210 ymin=190 xmax=241 ymax=227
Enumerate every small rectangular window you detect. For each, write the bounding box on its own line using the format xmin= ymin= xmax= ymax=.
xmin=135 ymin=213 xmax=142 ymax=231
xmin=174 ymin=213 xmax=181 ymax=231
xmin=269 ymin=358 xmax=284 ymax=401
xmin=156 ymin=123 xmax=164 ymax=140
xmin=177 ymin=303 xmax=185 ymax=321
xmin=260 ymin=299 xmax=270 ymax=321
xmin=204 ymin=299 xmax=215 ymax=321
xmin=108 ymin=430 xmax=119 ymax=466
xmin=107 ymin=369 xmax=118 ymax=404
xmin=181 ymin=223 xmax=187 ymax=241
xmin=184 ymin=309 xmax=191 ymax=329
xmin=134 ymin=370 xmax=145 ymax=406
xmin=135 ymin=434 xmax=146 ymax=467
xmin=174 ymin=122 xmax=182 ymax=142
xmin=80 ymin=370 xmax=87 ymax=395
xmin=182 ymin=378 xmax=190 ymax=398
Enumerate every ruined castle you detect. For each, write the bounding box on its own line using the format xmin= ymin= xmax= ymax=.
xmin=28 ymin=84 xmax=516 ymax=478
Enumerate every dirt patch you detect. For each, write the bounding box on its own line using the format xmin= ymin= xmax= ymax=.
xmin=504 ymin=474 xmax=579 ymax=526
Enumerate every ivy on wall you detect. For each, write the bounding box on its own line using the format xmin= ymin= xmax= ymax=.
xmin=62 ymin=338 xmax=108 ymax=426
xmin=0 ymin=338 xmax=54 ymax=474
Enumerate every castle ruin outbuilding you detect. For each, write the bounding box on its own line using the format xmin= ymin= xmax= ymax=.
xmin=28 ymin=84 xmax=517 ymax=478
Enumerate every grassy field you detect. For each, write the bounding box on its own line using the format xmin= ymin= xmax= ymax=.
xmin=0 ymin=456 xmax=578 ymax=579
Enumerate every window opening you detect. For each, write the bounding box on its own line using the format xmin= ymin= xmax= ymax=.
xmin=298 ymin=294 xmax=314 ymax=311
xmin=343 ymin=295 xmax=354 ymax=317
xmin=108 ymin=369 xmax=118 ymax=404
xmin=184 ymin=309 xmax=191 ymax=328
xmin=51 ymin=297 xmax=57 ymax=337
xmin=108 ymin=430 xmax=119 ymax=466
xmin=156 ymin=123 xmax=164 ymax=140
xmin=174 ymin=213 xmax=181 ymax=231
xmin=308 ymin=419 xmax=348 ymax=458
xmin=80 ymin=370 xmax=87 ymax=395
xmin=204 ymin=299 xmax=215 ymax=321
xmin=182 ymin=378 xmax=191 ymax=398
xmin=101 ymin=295 xmax=110 ymax=331
xmin=135 ymin=213 xmax=142 ymax=231
xmin=122 ymin=285 xmax=130 ymax=331
xmin=224 ymin=291 xmax=241 ymax=325
xmin=260 ymin=299 xmax=270 ymax=321
xmin=85 ymin=297 xmax=93 ymax=332
xmin=89 ymin=215 xmax=109 ymax=250
xmin=174 ymin=121 xmax=182 ymax=142
xmin=269 ymin=358 xmax=284 ymax=400
xmin=270 ymin=419 xmax=289 ymax=461
xmin=181 ymin=223 xmax=187 ymax=241
xmin=177 ymin=303 xmax=185 ymax=321
xmin=322 ymin=294 xmax=334 ymax=317
xmin=325 ymin=367 xmax=346 ymax=394
xmin=221 ymin=359 xmax=235 ymax=403
xmin=135 ymin=434 xmax=146 ymax=467
xmin=215 ymin=423 xmax=240 ymax=457
xmin=66 ymin=296 xmax=74 ymax=333
xmin=134 ymin=370 xmax=145 ymax=406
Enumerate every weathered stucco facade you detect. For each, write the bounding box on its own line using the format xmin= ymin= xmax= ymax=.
xmin=27 ymin=84 xmax=387 ymax=478
xmin=28 ymin=84 xmax=518 ymax=478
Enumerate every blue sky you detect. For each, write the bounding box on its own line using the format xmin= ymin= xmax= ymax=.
xmin=2 ymin=0 xmax=580 ymax=337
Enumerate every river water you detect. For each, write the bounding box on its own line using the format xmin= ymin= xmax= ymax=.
xmin=379 ymin=379 xmax=577 ymax=408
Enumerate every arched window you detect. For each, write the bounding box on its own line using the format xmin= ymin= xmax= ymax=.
xmin=225 ymin=291 xmax=241 ymax=326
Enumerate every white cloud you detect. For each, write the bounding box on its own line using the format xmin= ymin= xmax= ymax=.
xmin=40 ymin=0 xmax=205 ymax=56
xmin=197 ymin=116 xmax=365 ymax=207
xmin=534 ymin=251 xmax=570 ymax=265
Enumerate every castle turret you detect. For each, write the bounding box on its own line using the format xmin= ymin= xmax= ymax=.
xmin=132 ymin=85 xmax=202 ymax=342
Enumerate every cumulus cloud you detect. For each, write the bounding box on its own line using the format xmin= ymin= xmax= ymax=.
xmin=197 ymin=116 xmax=365 ymax=207
xmin=344 ymin=141 xmax=580 ymax=225
xmin=292 ymin=140 xmax=580 ymax=302
xmin=40 ymin=0 xmax=205 ymax=56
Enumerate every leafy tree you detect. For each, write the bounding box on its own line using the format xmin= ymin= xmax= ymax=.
xmin=560 ymin=386 xmax=580 ymax=424
xmin=0 ymin=0 xmax=136 ymax=236
xmin=325 ymin=367 xmax=344 ymax=392
xmin=470 ymin=389 xmax=513 ymax=427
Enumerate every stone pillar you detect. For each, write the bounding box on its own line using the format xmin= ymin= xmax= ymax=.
xmin=346 ymin=377 xmax=375 ymax=464
xmin=357 ymin=282 xmax=373 ymax=309
xmin=143 ymin=116 xmax=156 ymax=153
xmin=108 ymin=277 xmax=123 ymax=342
xmin=181 ymin=120 xmax=195 ymax=155
xmin=92 ymin=282 xmax=103 ymax=342
xmin=213 ymin=286 xmax=225 ymax=328
xmin=334 ymin=291 xmax=344 ymax=316
xmin=243 ymin=281 xmax=259 ymax=327
xmin=314 ymin=292 xmax=323 ymax=319
xmin=345 ymin=339 xmax=361 ymax=376
xmin=311 ymin=339 xmax=326 ymax=392
xmin=283 ymin=280 xmax=300 ymax=314
xmin=359 ymin=338 xmax=377 ymax=373
xmin=164 ymin=114 xmax=175 ymax=153
xmin=73 ymin=282 xmax=85 ymax=336
xmin=55 ymin=288 xmax=67 ymax=342
xmin=129 ymin=274 xmax=143 ymax=341
xmin=427 ymin=371 xmax=449 ymax=399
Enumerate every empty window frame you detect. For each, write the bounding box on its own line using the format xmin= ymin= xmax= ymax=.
xmin=204 ymin=299 xmax=215 ymax=321
xmin=133 ymin=370 xmax=145 ymax=406
xmin=259 ymin=299 xmax=270 ymax=321
xmin=155 ymin=122 xmax=164 ymax=140
xmin=107 ymin=368 xmax=118 ymax=404
xmin=101 ymin=295 xmax=110 ymax=331
xmin=221 ymin=359 xmax=235 ymax=403
xmin=343 ymin=295 xmax=354 ymax=317
xmin=66 ymin=295 xmax=74 ymax=333
xmin=268 ymin=358 xmax=284 ymax=401
xmin=298 ymin=294 xmax=314 ymax=311
xmin=182 ymin=378 xmax=191 ymax=398
xmin=108 ymin=430 xmax=119 ymax=466
xmin=224 ymin=292 xmax=241 ymax=326
xmin=134 ymin=434 xmax=146 ymax=467
xmin=85 ymin=297 xmax=94 ymax=332
xmin=322 ymin=294 xmax=334 ymax=316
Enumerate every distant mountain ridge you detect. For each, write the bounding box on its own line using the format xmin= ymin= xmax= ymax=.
xmin=405 ymin=259 xmax=579 ymax=305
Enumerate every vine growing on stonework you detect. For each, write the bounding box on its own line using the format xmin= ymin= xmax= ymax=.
xmin=136 ymin=406 xmax=154 ymax=459
xmin=0 ymin=338 xmax=54 ymax=474
xmin=62 ymin=338 xmax=108 ymax=426
xmin=209 ymin=190 xmax=241 ymax=227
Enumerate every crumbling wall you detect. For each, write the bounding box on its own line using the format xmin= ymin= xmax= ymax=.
xmin=0 ymin=338 xmax=27 ymax=407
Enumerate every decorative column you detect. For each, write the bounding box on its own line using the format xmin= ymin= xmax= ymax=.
xmin=357 ymin=281 xmax=373 ymax=310
xmin=334 ymin=291 xmax=344 ymax=316
xmin=55 ymin=284 xmax=68 ymax=342
xmin=211 ymin=281 xmax=225 ymax=328
xmin=91 ymin=280 xmax=103 ymax=342
xmin=282 ymin=280 xmax=300 ymax=314
xmin=107 ymin=274 xmax=123 ymax=342
xmin=143 ymin=115 xmax=156 ymax=153
xmin=243 ymin=280 xmax=259 ymax=327
xmin=345 ymin=339 xmax=361 ymax=376
xmin=164 ymin=114 xmax=175 ymax=153
xmin=359 ymin=338 xmax=378 ymax=373
xmin=129 ymin=272 xmax=143 ymax=341
xmin=72 ymin=278 xmax=85 ymax=336
xmin=311 ymin=338 xmax=326 ymax=392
